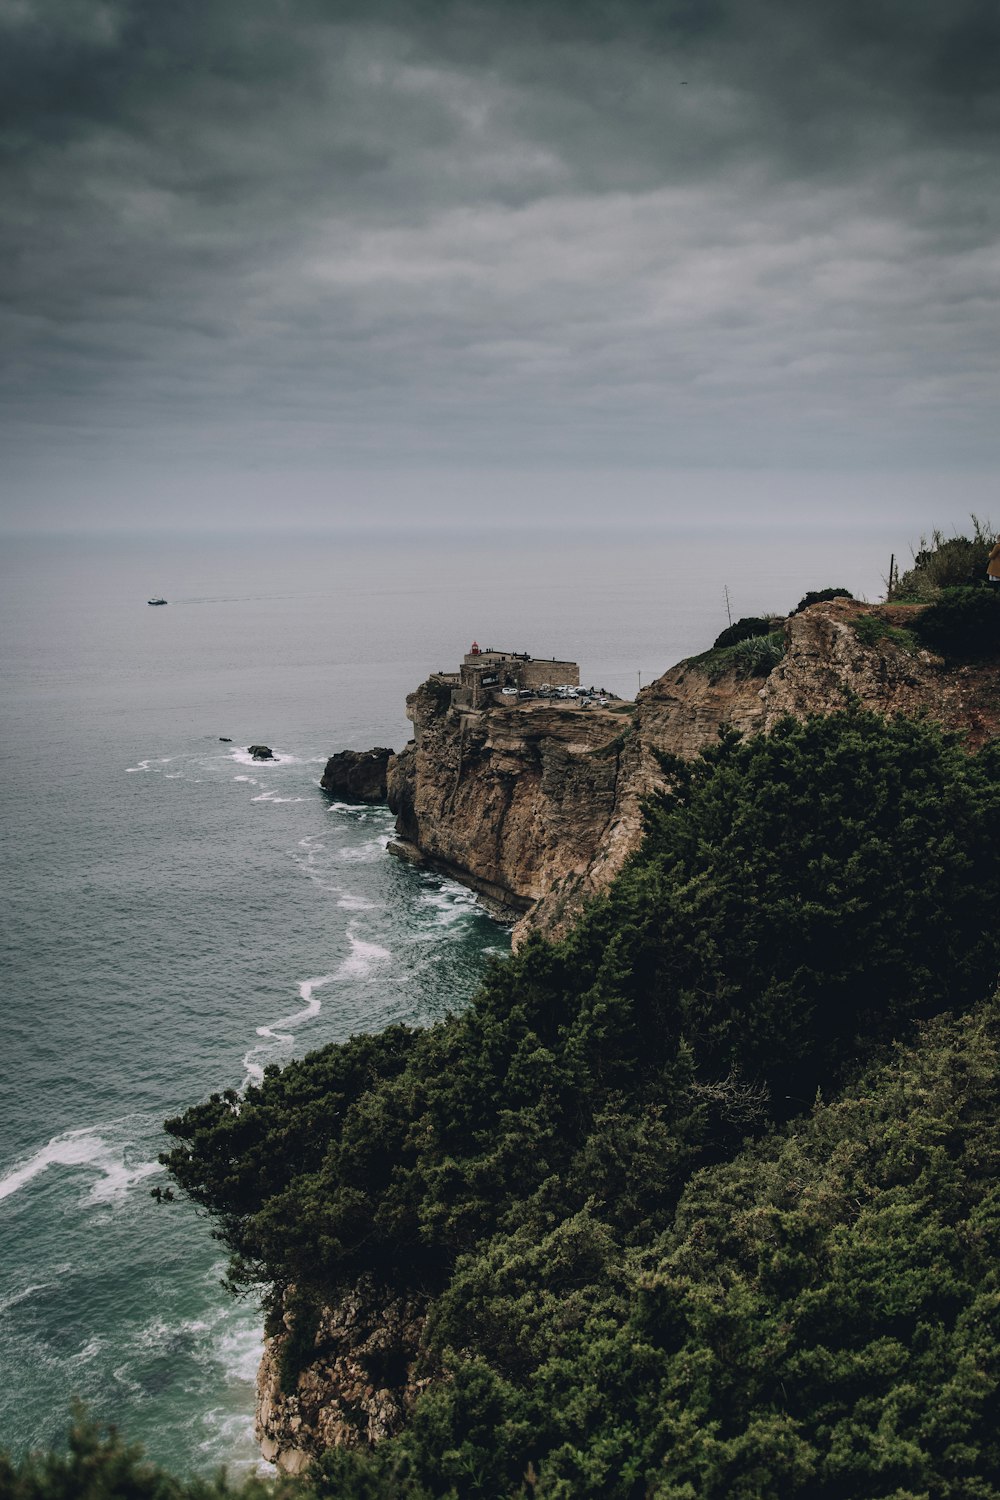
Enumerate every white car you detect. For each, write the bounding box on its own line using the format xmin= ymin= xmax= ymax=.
xmin=500 ymin=686 xmax=518 ymax=696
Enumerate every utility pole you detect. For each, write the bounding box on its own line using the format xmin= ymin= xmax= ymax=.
xmin=724 ymin=585 xmax=733 ymax=628
xmin=888 ymin=553 xmax=895 ymax=602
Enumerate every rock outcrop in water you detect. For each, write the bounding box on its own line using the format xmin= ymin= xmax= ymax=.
xmin=320 ymin=747 xmax=394 ymax=803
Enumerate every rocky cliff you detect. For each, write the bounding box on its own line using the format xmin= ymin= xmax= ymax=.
xmin=384 ymin=600 xmax=1000 ymax=947
xmin=385 ymin=676 xmax=631 ymax=922
xmin=320 ymin=747 xmax=394 ymax=803
xmin=263 ymin=598 xmax=1000 ymax=1473
xmin=257 ymin=1280 xmax=433 ymax=1475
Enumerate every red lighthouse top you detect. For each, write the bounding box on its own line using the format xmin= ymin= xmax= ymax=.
xmin=470 ymin=641 xmax=481 ymax=655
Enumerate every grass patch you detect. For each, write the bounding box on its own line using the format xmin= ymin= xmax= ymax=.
xmin=686 ymin=631 xmax=786 ymax=682
xmin=852 ymin=614 xmax=918 ymax=652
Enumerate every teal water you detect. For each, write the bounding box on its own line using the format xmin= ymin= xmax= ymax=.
xmin=0 ymin=528 xmax=888 ymax=1474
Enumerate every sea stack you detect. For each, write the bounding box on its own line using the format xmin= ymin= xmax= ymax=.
xmin=320 ymin=747 xmax=394 ymax=802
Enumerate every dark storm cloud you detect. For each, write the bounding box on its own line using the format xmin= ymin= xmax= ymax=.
xmin=2 ymin=0 xmax=999 ymax=527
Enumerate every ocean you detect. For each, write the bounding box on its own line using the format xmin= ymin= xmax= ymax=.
xmin=0 ymin=526 xmax=889 ymax=1475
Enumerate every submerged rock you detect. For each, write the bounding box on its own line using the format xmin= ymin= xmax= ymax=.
xmin=320 ymin=747 xmax=393 ymax=803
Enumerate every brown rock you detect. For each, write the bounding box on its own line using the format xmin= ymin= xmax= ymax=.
xmin=386 ymin=600 xmax=1000 ymax=947
xmin=256 ymin=1279 xmax=435 ymax=1473
xmin=321 ymin=747 xmax=394 ymax=803
xmin=386 ymin=676 xmax=629 ymax=931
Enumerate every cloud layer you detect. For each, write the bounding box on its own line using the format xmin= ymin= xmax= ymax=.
xmin=2 ymin=0 xmax=998 ymax=527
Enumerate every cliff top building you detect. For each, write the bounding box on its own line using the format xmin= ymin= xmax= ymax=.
xmin=452 ymin=643 xmax=580 ymax=708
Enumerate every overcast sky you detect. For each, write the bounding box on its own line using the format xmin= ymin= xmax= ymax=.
xmin=2 ymin=0 xmax=999 ymax=534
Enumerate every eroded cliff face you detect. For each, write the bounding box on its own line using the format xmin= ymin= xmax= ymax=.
xmin=256 ymin=1280 xmax=432 ymax=1475
xmin=386 ymin=600 xmax=1000 ymax=946
xmin=387 ymin=676 xmax=631 ymax=921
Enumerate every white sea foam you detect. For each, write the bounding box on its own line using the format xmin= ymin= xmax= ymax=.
xmin=288 ymin=834 xmax=346 ymax=897
xmin=68 ymin=1336 xmax=107 ymax=1366
xmin=336 ymin=929 xmax=391 ymax=979
xmin=228 ymin=747 xmax=298 ymax=767
xmin=87 ymin=1156 xmax=160 ymax=1205
xmin=242 ymin=973 xmax=335 ymax=1085
xmin=0 ymin=1126 xmax=158 ymax=1206
xmin=337 ymin=834 xmax=391 ymax=863
xmin=251 ymin=789 xmax=306 ymax=804
xmin=197 ymin=1407 xmax=261 ymax=1474
xmin=135 ymin=1314 xmax=211 ymax=1354
xmin=337 ymin=892 xmax=378 ymax=910
xmin=0 ymin=1281 xmax=56 ymax=1315
xmin=233 ymin=775 xmax=258 ymax=784
xmin=254 ymin=973 xmax=334 ymax=1043
xmin=290 ymin=837 xmax=377 ymax=907
xmin=420 ymin=878 xmax=481 ymax=925
xmin=125 ymin=756 xmax=174 ymax=774
xmin=214 ymin=1316 xmax=265 ymax=1385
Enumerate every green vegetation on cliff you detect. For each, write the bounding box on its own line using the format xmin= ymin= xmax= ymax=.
xmin=0 ymin=1407 xmax=298 ymax=1500
xmin=894 ymin=519 xmax=995 ymax=601
xmin=153 ymin=708 xmax=1000 ymax=1498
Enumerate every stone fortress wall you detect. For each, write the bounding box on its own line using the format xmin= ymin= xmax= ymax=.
xmin=520 ymin=657 xmax=580 ymax=689
xmin=456 ymin=644 xmax=580 ymax=707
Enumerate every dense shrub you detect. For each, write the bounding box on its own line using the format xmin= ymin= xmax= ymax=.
xmin=505 ymin=1000 xmax=1000 ymax=1499
xmin=895 ymin=519 xmax=995 ymax=601
xmin=161 ymin=711 xmax=1000 ymax=1497
xmin=165 ymin=712 xmax=1000 ymax=1296
xmin=791 ymin=587 xmax=853 ymax=614
xmin=913 ymin=584 xmax=1000 ymax=658
xmin=712 ymin=616 xmax=773 ymax=649
xmin=720 ymin=631 xmax=785 ymax=679
xmin=403 ymin=1001 xmax=1000 ymax=1500
xmin=26 ymin=996 xmax=1000 ymax=1496
xmin=0 ymin=1407 xmax=293 ymax=1500
xmin=689 ymin=630 xmax=785 ymax=682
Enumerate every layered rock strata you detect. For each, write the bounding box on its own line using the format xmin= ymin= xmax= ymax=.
xmin=381 ymin=600 xmax=1000 ymax=946
xmin=386 ymin=677 xmax=631 ymax=922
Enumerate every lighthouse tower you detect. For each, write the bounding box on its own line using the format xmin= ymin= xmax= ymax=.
xmin=469 ymin=640 xmax=481 ymax=656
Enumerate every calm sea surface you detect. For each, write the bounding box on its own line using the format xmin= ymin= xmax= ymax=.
xmin=0 ymin=528 xmax=887 ymax=1474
